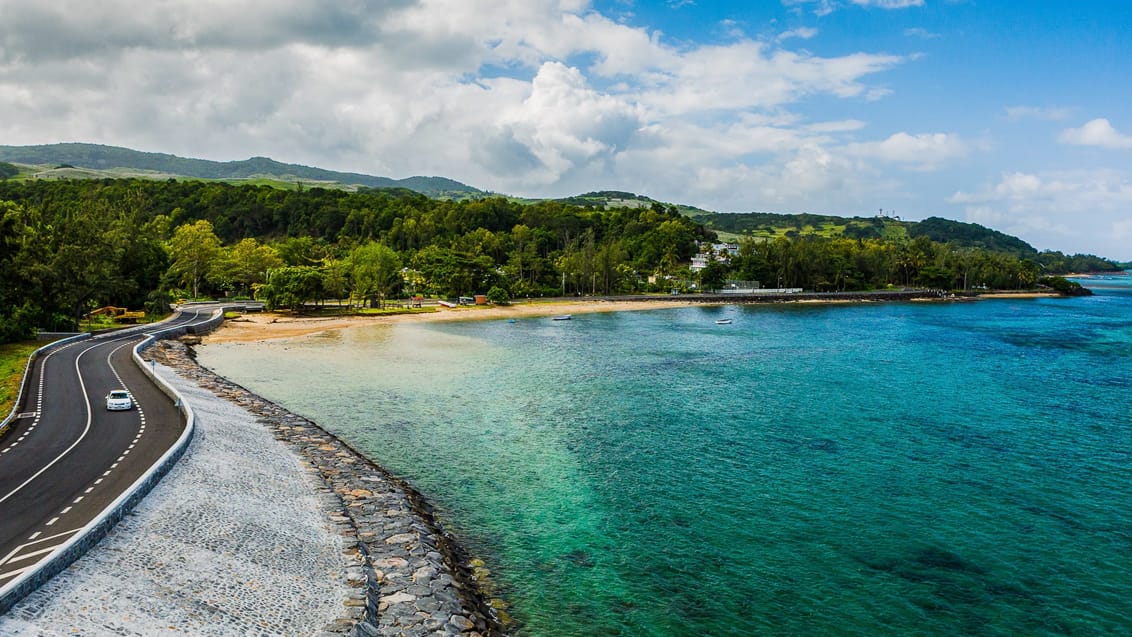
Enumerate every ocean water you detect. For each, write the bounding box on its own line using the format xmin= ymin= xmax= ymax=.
xmin=198 ymin=275 xmax=1132 ymax=636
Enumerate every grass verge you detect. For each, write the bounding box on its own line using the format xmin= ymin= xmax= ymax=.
xmin=0 ymin=341 xmax=40 ymax=420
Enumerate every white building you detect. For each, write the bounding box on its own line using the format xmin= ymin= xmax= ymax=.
xmin=690 ymin=242 xmax=740 ymax=271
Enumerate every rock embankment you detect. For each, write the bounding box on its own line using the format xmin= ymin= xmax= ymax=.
xmin=148 ymin=340 xmax=503 ymax=637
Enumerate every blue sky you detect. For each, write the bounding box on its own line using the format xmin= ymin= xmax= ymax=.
xmin=1 ymin=0 xmax=1129 ymax=258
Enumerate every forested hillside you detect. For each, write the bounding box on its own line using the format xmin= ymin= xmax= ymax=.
xmin=0 ymin=178 xmax=1116 ymax=343
xmin=0 ymin=143 xmax=483 ymax=198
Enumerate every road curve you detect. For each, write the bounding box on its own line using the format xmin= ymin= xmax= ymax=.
xmin=0 ymin=309 xmax=214 ymax=591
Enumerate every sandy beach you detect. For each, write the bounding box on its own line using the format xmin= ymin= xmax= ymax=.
xmin=205 ymin=299 xmax=700 ymax=343
xmin=203 ymin=290 xmax=1062 ymax=344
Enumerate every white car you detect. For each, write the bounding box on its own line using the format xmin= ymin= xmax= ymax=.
xmin=105 ymin=389 xmax=133 ymax=411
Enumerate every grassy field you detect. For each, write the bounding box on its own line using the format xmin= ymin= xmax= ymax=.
xmin=0 ymin=341 xmax=40 ymax=421
xmin=706 ymin=218 xmax=911 ymax=243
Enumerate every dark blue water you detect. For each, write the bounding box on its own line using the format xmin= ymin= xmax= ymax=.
xmin=200 ymin=275 xmax=1132 ymax=636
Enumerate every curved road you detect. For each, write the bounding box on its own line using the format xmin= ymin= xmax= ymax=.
xmin=0 ymin=309 xmax=214 ymax=589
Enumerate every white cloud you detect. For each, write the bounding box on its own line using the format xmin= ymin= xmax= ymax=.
xmin=481 ymin=61 xmax=644 ymax=187
xmin=777 ymin=27 xmax=819 ymax=42
xmin=851 ymin=0 xmax=924 ymax=8
xmin=783 ymin=0 xmax=922 ymax=14
xmin=781 ymin=0 xmax=836 ymax=17
xmin=949 ymin=171 xmax=1132 ymax=258
xmin=905 ymin=28 xmax=941 ymax=39
xmin=635 ymin=42 xmax=902 ymax=118
xmin=14 ymin=0 xmax=1090 ymax=254
xmin=1058 ymin=119 xmax=1132 ymax=150
xmin=846 ymin=132 xmax=968 ymax=169
xmin=1005 ymin=106 xmax=1072 ymax=121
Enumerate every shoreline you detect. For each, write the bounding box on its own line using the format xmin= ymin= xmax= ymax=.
xmin=205 ymin=290 xmax=975 ymax=344
xmin=165 ymin=340 xmax=506 ymax=635
xmin=186 ymin=287 xmax=1068 ymax=633
xmin=205 ymin=299 xmax=696 ymax=343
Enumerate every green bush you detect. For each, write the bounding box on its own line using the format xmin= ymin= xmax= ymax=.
xmin=1038 ymin=276 xmax=1091 ymax=296
xmin=486 ymin=286 xmax=511 ymax=305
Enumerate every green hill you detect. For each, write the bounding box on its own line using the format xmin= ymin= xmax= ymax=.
xmin=548 ymin=192 xmax=1118 ymax=269
xmin=0 ymin=143 xmax=484 ymax=199
xmin=4 ymin=144 xmax=1118 ymax=268
xmin=906 ymin=216 xmax=1035 ymax=256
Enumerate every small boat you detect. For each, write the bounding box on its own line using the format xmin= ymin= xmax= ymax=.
xmin=714 ymin=318 xmax=733 ymax=325
xmin=552 ymin=315 xmax=573 ymax=321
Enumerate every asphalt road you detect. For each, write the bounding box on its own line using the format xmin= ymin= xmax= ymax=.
xmin=0 ymin=309 xmax=214 ymax=588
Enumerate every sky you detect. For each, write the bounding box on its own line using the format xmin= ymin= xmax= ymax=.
xmin=1 ymin=1 xmax=1130 ymax=259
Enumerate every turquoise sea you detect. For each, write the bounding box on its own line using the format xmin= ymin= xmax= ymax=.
xmin=198 ymin=275 xmax=1132 ymax=636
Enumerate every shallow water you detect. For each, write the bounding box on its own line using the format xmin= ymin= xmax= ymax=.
xmin=199 ymin=275 xmax=1132 ymax=636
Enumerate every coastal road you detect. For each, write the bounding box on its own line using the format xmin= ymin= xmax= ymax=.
xmin=0 ymin=309 xmax=214 ymax=589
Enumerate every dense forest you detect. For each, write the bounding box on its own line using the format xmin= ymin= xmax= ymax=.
xmin=0 ymin=178 xmax=1120 ymax=343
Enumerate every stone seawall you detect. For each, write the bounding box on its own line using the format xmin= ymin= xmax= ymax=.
xmin=147 ymin=340 xmax=505 ymax=637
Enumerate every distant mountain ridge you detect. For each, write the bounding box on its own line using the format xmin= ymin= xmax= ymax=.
xmin=0 ymin=143 xmax=483 ymax=198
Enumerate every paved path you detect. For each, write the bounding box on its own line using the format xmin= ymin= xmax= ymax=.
xmin=0 ymin=360 xmax=349 ymax=636
xmin=0 ymin=310 xmax=214 ymax=585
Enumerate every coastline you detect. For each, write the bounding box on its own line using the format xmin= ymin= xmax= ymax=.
xmin=205 ymin=291 xmax=968 ymax=344
xmin=205 ymin=299 xmax=696 ymax=343
xmin=1 ymin=338 xmax=503 ymax=636
xmin=179 ymin=287 xmax=1069 ymax=633
xmin=160 ymin=340 xmax=505 ymax=636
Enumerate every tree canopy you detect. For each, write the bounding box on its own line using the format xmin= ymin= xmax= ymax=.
xmin=0 ymin=177 xmax=1119 ymax=343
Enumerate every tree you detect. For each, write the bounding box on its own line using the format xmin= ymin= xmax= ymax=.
xmin=0 ymin=162 xmax=18 ymax=180
xmin=211 ymin=238 xmax=283 ymax=297
xmin=168 ymin=220 xmax=222 ymax=298
xmin=44 ymin=199 xmax=127 ymax=326
xmin=351 ymin=242 xmax=402 ymax=308
xmin=0 ymin=200 xmax=38 ymax=341
xmin=321 ymin=258 xmax=351 ymax=307
xmin=259 ymin=265 xmax=324 ymax=311
xmin=698 ymin=259 xmax=729 ymax=291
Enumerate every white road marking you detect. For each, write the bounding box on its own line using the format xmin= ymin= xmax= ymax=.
xmin=0 ymin=564 xmax=35 ymax=582
xmin=45 ymin=517 xmax=58 ymax=526
xmin=0 ymin=528 xmax=83 ymax=579
xmin=3 ymin=545 xmax=60 ymax=564
xmin=0 ymin=342 xmax=100 ymax=506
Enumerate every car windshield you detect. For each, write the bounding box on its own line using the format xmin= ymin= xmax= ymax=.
xmin=109 ymin=391 xmax=129 ymax=399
